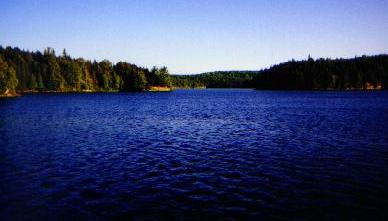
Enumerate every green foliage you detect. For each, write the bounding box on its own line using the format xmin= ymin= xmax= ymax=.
xmin=36 ymin=73 xmax=44 ymax=89
xmin=171 ymin=71 xmax=258 ymax=88
xmin=1 ymin=45 xmax=386 ymax=92
xmin=115 ymin=62 xmax=147 ymax=91
xmin=132 ymin=71 xmax=147 ymax=91
xmin=172 ymin=56 xmax=388 ymax=90
xmin=61 ymin=59 xmax=82 ymax=90
xmin=0 ymin=46 xmax=172 ymax=92
xmin=154 ymin=66 xmax=171 ymax=87
xmin=146 ymin=66 xmax=172 ymax=88
xmin=0 ymin=56 xmax=18 ymax=94
xmin=46 ymin=54 xmax=65 ymax=91
xmin=95 ymin=60 xmax=113 ymax=90
xmin=28 ymin=73 xmax=38 ymax=89
xmin=254 ymin=55 xmax=388 ymax=90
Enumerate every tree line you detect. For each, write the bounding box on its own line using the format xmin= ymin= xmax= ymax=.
xmin=1 ymin=45 xmax=387 ymax=95
xmin=254 ymin=55 xmax=388 ymax=90
xmin=171 ymin=71 xmax=259 ymax=88
xmin=0 ymin=46 xmax=171 ymax=95
xmin=172 ymin=55 xmax=388 ymax=90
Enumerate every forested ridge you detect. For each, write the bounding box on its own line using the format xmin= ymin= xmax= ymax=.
xmin=1 ymin=45 xmax=388 ymax=96
xmin=171 ymin=71 xmax=259 ymax=88
xmin=0 ymin=46 xmax=172 ymax=96
xmin=172 ymin=55 xmax=388 ymax=90
xmin=254 ymin=55 xmax=388 ymax=90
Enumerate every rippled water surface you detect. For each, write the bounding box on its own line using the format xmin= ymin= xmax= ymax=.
xmin=1 ymin=90 xmax=388 ymax=220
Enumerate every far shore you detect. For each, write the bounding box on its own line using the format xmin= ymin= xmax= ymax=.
xmin=0 ymin=89 xmax=21 ymax=98
xmin=6 ymin=86 xmax=173 ymax=96
xmin=19 ymin=86 xmax=173 ymax=93
xmin=147 ymin=86 xmax=173 ymax=92
xmin=0 ymin=93 xmax=21 ymax=98
xmin=2 ymin=86 xmax=386 ymax=98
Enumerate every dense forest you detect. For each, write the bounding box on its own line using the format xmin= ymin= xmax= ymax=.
xmin=172 ymin=56 xmax=388 ymax=90
xmin=254 ymin=55 xmax=388 ymax=90
xmin=1 ymin=45 xmax=388 ymax=96
xmin=171 ymin=71 xmax=259 ymax=88
xmin=0 ymin=46 xmax=172 ymax=96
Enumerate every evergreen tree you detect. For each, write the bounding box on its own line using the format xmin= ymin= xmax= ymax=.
xmin=155 ymin=66 xmax=171 ymax=87
xmin=0 ymin=57 xmax=18 ymax=94
xmin=29 ymin=73 xmax=38 ymax=89
xmin=36 ymin=73 xmax=44 ymax=89
xmin=1 ymin=45 xmax=387 ymax=92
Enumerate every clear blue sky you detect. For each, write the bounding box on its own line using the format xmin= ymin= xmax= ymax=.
xmin=1 ymin=0 xmax=388 ymax=74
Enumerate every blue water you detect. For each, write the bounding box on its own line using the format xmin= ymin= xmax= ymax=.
xmin=1 ymin=89 xmax=387 ymax=220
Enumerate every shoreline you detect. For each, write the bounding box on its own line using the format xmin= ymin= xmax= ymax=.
xmin=254 ymin=87 xmax=384 ymax=91
xmin=0 ymin=91 xmax=21 ymax=98
xmin=0 ymin=94 xmax=21 ymax=98
xmin=147 ymin=86 xmax=173 ymax=92
xmin=5 ymin=86 xmax=174 ymax=97
xmin=2 ymin=87 xmax=385 ymax=98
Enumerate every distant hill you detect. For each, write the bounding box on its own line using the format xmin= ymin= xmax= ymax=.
xmin=172 ymin=55 xmax=388 ymax=90
xmin=2 ymin=45 xmax=387 ymax=95
xmin=171 ymin=71 xmax=259 ymax=88
xmin=254 ymin=55 xmax=388 ymax=90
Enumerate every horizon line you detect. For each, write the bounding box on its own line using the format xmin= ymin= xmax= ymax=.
xmin=2 ymin=44 xmax=387 ymax=75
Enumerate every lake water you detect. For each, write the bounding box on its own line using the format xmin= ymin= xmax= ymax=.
xmin=1 ymin=89 xmax=387 ymax=220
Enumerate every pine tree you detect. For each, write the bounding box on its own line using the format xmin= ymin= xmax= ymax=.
xmin=29 ymin=73 xmax=38 ymax=89
xmin=0 ymin=57 xmax=18 ymax=94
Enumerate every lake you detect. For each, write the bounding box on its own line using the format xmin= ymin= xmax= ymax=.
xmin=1 ymin=89 xmax=387 ymax=220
